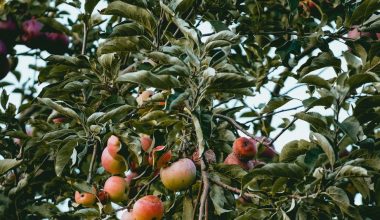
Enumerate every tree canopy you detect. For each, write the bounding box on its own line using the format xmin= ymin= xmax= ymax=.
xmin=0 ymin=0 xmax=380 ymax=219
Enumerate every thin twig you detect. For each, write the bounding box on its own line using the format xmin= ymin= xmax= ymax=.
xmin=269 ymin=106 xmax=312 ymax=145
xmin=81 ymin=22 xmax=88 ymax=55
xmin=246 ymin=105 xmax=304 ymax=123
xmin=213 ymin=114 xmax=257 ymax=141
xmin=209 ymin=178 xmax=261 ymax=200
xmin=86 ymin=141 xmax=97 ymax=183
xmin=192 ymin=181 xmax=203 ymax=219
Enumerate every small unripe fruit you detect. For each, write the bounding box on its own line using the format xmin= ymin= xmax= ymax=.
xmin=75 ymin=191 xmax=96 ymax=207
xmin=136 ymin=90 xmax=154 ymax=106
xmin=233 ymin=137 xmax=257 ymax=161
xmin=106 ymin=135 xmax=121 ymax=157
xmin=133 ymin=195 xmax=164 ymax=220
xmin=160 ymin=158 xmax=196 ymax=191
xmin=140 ymin=134 xmax=153 ymax=152
xmin=224 ymin=153 xmax=253 ymax=170
xmin=101 ymin=147 xmax=126 ymax=174
xmin=103 ymin=176 xmax=127 ymax=202
xmin=121 ymin=210 xmax=134 ymax=220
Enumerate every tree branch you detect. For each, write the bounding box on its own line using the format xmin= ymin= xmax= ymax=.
xmin=81 ymin=22 xmax=88 ymax=55
xmin=209 ymin=178 xmax=261 ymax=200
xmin=269 ymin=106 xmax=312 ymax=145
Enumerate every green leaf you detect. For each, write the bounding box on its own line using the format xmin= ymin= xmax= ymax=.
xmin=335 ymin=116 xmax=363 ymax=143
xmin=97 ymin=36 xmax=152 ymax=55
xmin=117 ymin=70 xmax=181 ymax=89
xmin=326 ymin=186 xmax=362 ymax=220
xmin=302 ymin=96 xmax=334 ymax=108
xmin=299 ymin=75 xmax=331 ymax=90
xmin=295 ymin=112 xmax=328 ymax=129
xmin=55 ymin=139 xmax=77 ymax=177
xmin=38 ymin=17 xmax=70 ymax=35
xmin=347 ymin=0 xmax=380 ymax=26
xmin=354 ymin=95 xmax=380 ymax=116
xmin=280 ymin=140 xmax=313 ymax=162
xmin=288 ymin=0 xmax=300 ymax=11
xmin=37 ymin=98 xmax=81 ymax=121
xmin=347 ymin=73 xmax=379 ymax=90
xmin=214 ymin=164 xmax=247 ymax=181
xmin=245 ymin=163 xmax=305 ymax=180
xmin=235 ymin=208 xmax=271 ymax=220
xmin=101 ymin=1 xmax=156 ymax=34
xmin=0 ymin=159 xmax=23 ymax=175
xmin=182 ymin=195 xmax=193 ymax=220
xmin=262 ymin=96 xmax=292 ymax=113
xmin=46 ymin=55 xmax=90 ymax=68
xmin=98 ymin=104 xmax=134 ymax=123
xmin=204 ymin=30 xmax=240 ymax=51
xmin=210 ymin=184 xmax=232 ymax=215
xmin=1 ymin=89 xmax=8 ymax=109
xmin=310 ymin=132 xmax=335 ymax=167
xmin=298 ymin=52 xmax=341 ymax=76
xmin=208 ymin=73 xmax=256 ymax=90
xmin=74 ymin=208 xmax=100 ymax=217
xmin=160 ymin=1 xmax=199 ymax=46
xmin=169 ymin=0 xmax=195 ymax=14
xmin=109 ymin=22 xmax=144 ymax=37
xmin=85 ymin=0 xmax=100 ymax=15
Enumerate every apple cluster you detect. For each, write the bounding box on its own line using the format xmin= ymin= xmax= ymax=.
xmin=224 ymin=137 xmax=277 ymax=170
xmin=0 ymin=15 xmax=69 ymax=79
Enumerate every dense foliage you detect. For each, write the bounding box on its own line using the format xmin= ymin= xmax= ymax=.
xmin=1 ymin=0 xmax=380 ymax=219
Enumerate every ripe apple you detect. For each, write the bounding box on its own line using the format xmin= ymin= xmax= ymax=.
xmin=0 ymin=55 xmax=10 ymax=80
xmin=136 ymin=90 xmax=154 ymax=106
xmin=140 ymin=134 xmax=153 ymax=152
xmin=103 ymin=176 xmax=127 ymax=202
xmin=0 ymin=17 xmax=18 ymax=43
xmin=0 ymin=40 xmax=7 ymax=56
xmin=74 ymin=191 xmax=96 ymax=207
xmin=338 ymin=149 xmax=350 ymax=158
xmin=21 ymin=18 xmax=44 ymax=49
xmin=101 ymin=147 xmax=127 ymax=174
xmin=121 ymin=210 xmax=134 ymax=220
xmin=44 ymin=32 xmax=69 ymax=55
xmin=224 ymin=153 xmax=254 ymax=170
xmin=106 ymin=135 xmax=121 ymax=157
xmin=232 ymin=137 xmax=257 ymax=161
xmin=133 ymin=195 xmax=164 ymax=220
xmin=160 ymin=158 xmax=196 ymax=191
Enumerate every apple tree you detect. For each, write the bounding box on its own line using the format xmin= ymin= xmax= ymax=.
xmin=0 ymin=0 xmax=380 ymax=219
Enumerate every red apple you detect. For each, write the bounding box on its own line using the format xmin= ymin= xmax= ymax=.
xmin=232 ymin=137 xmax=257 ymax=161
xmin=160 ymin=158 xmax=196 ymax=191
xmin=224 ymin=153 xmax=254 ymax=170
xmin=106 ymin=135 xmax=121 ymax=157
xmin=101 ymin=147 xmax=126 ymax=175
xmin=44 ymin=32 xmax=69 ymax=55
xmin=133 ymin=195 xmax=164 ymax=220
xmin=103 ymin=176 xmax=127 ymax=202
xmin=97 ymin=190 xmax=109 ymax=204
xmin=21 ymin=18 xmax=45 ymax=49
xmin=75 ymin=191 xmax=96 ymax=207
xmin=347 ymin=26 xmax=372 ymax=40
